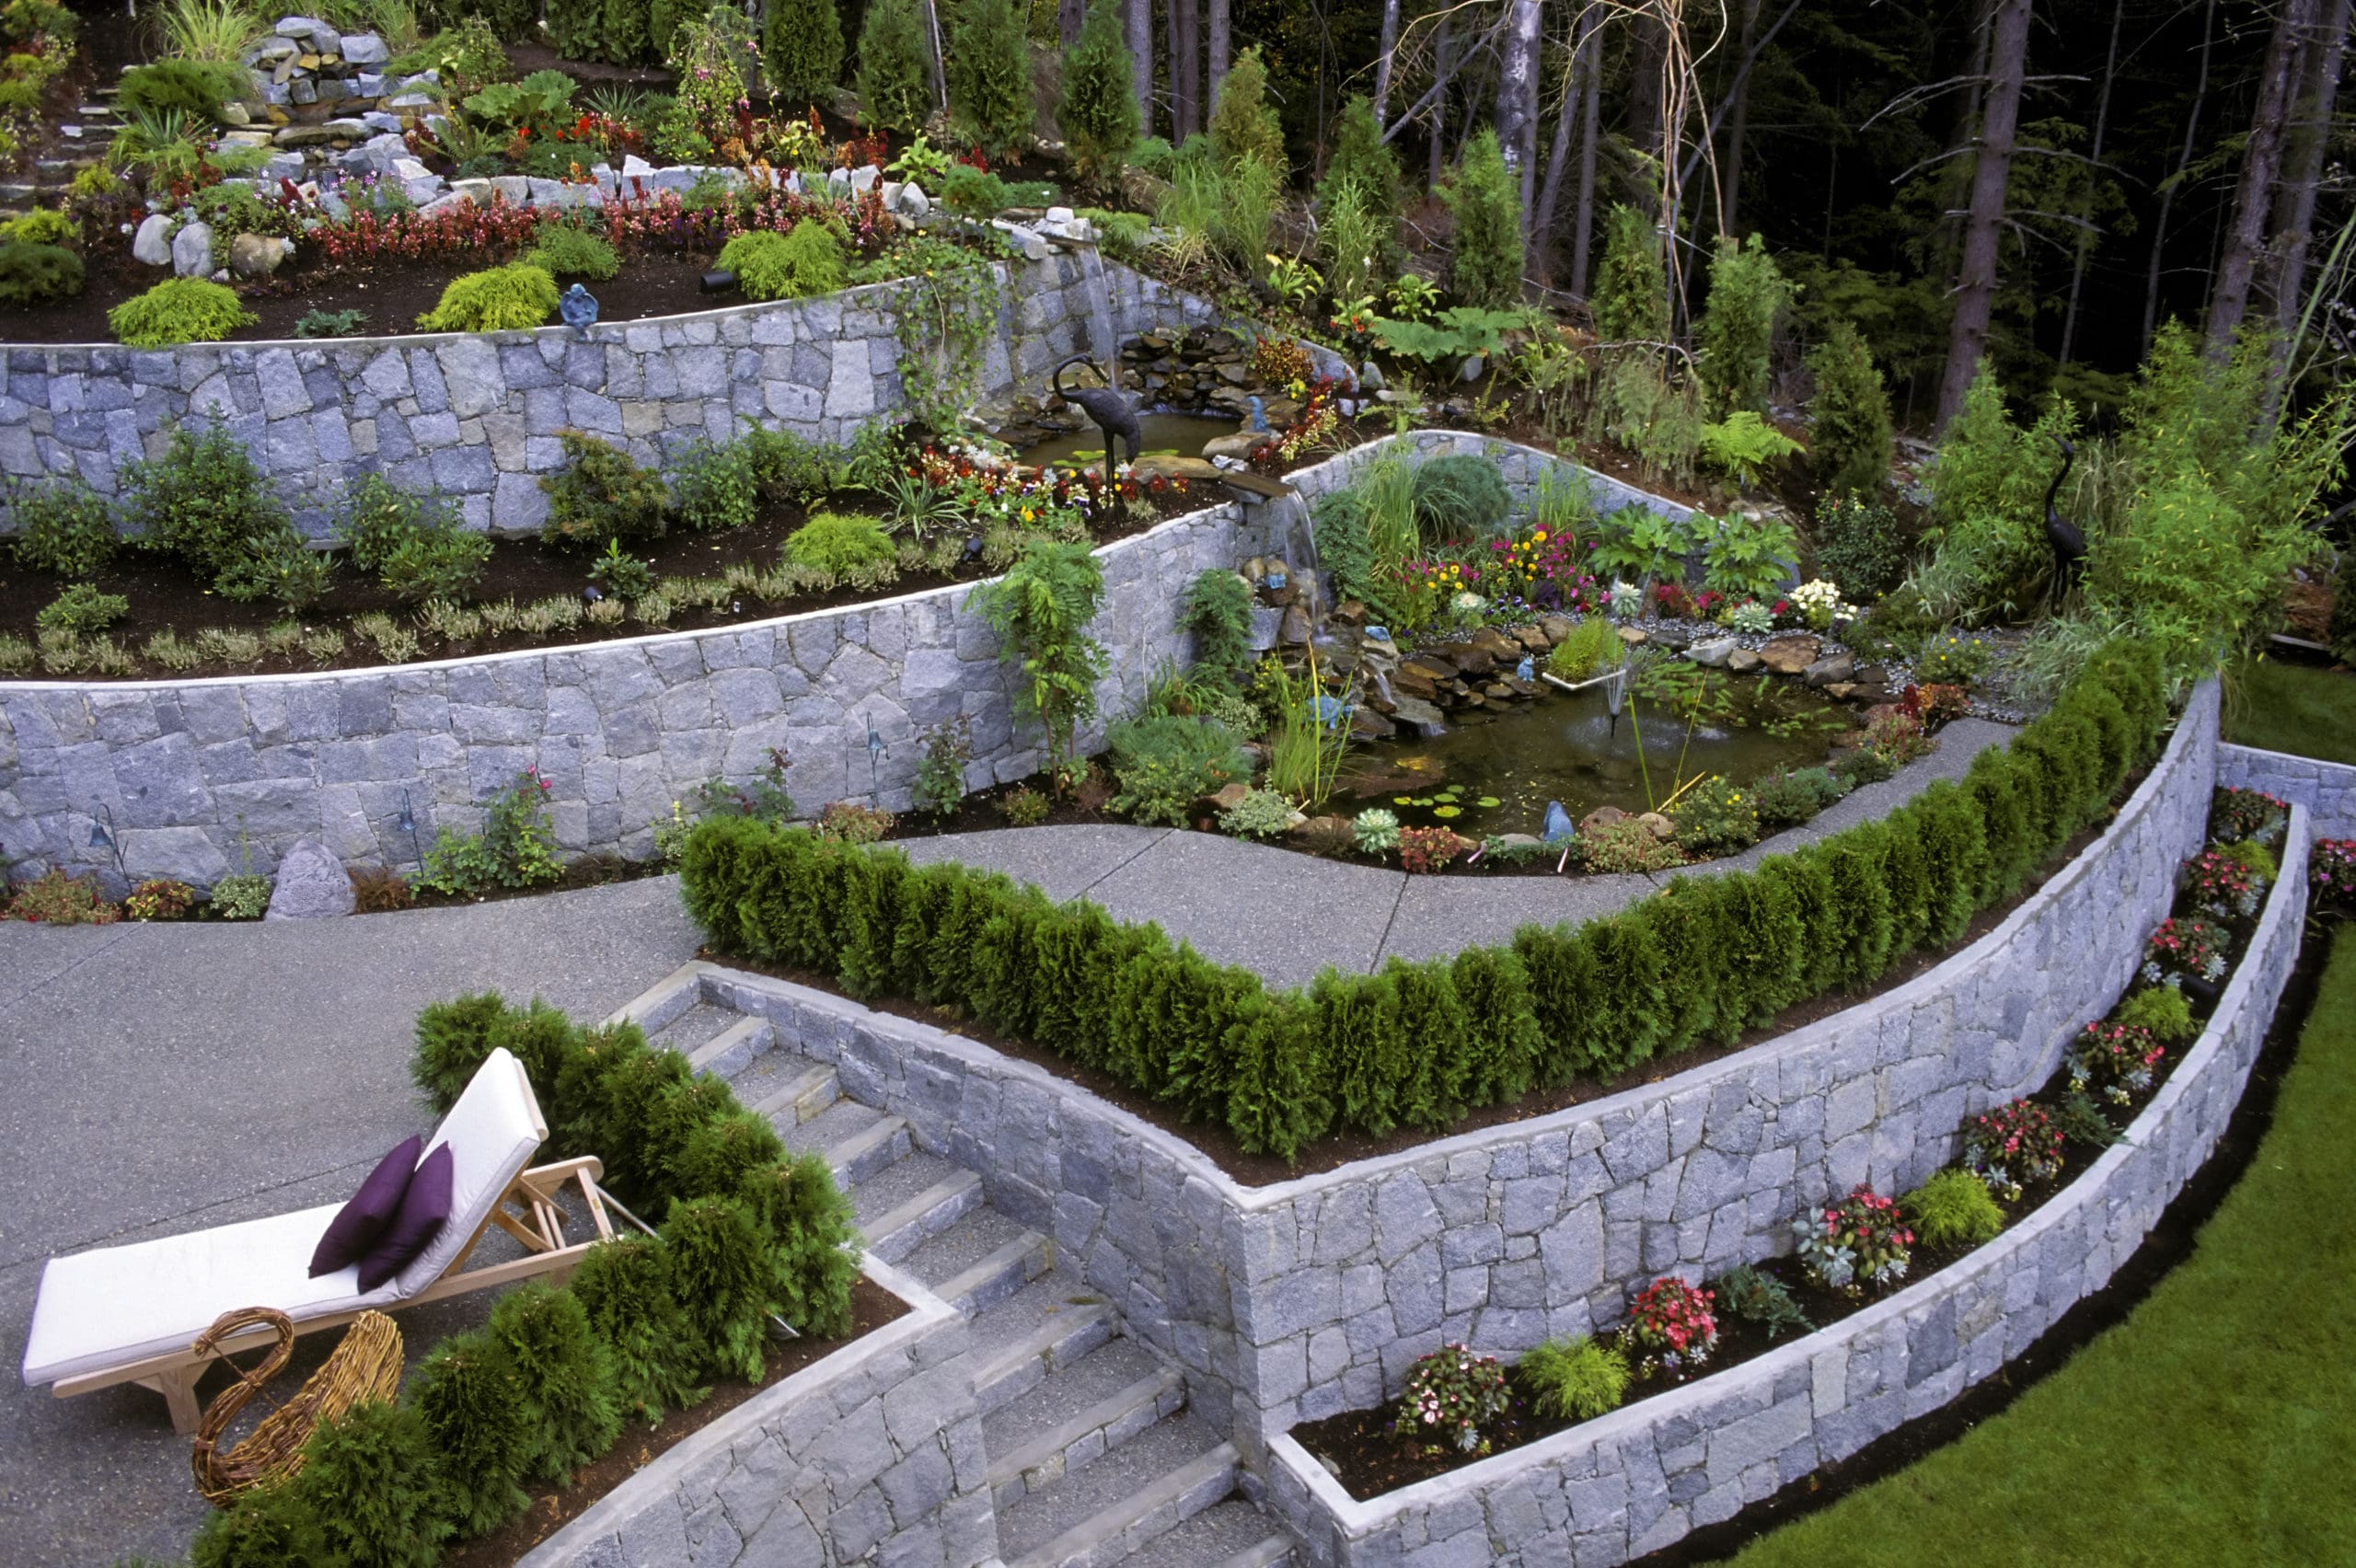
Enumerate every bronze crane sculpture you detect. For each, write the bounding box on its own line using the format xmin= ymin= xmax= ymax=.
xmin=2043 ymin=434 xmax=2086 ymax=607
xmin=1051 ymin=353 xmax=1143 ymax=484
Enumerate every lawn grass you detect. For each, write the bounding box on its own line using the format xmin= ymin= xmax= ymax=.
xmin=1730 ymin=924 xmax=2356 ymax=1567
xmin=2223 ymin=658 xmax=2356 ymax=766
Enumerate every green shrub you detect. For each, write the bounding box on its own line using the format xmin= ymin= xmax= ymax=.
xmin=118 ymin=59 xmax=241 ymax=121
xmin=1441 ymin=128 xmax=1523 ymax=310
xmin=1181 ymin=568 xmax=1254 ymax=680
xmin=1715 ymin=1262 xmax=1813 ymax=1337
xmin=946 ymin=0 xmax=1029 ymax=156
xmin=109 ymin=277 xmax=254 ymax=346
xmin=1206 ymin=46 xmax=1284 ymax=173
xmin=1105 ymin=713 xmax=1252 ymax=824
xmin=119 ymin=422 xmax=306 ymax=597
xmin=540 ymin=430 xmax=669 ymax=547
xmin=0 ymin=239 xmax=82 ymax=306
xmin=940 ymin=163 xmax=1011 ymax=218
xmin=36 ymin=582 xmax=126 ymax=636
xmin=488 ymin=1281 xmax=621 ymax=1482
xmin=1219 ymin=786 xmax=1297 ymax=839
xmin=407 ymin=1330 xmax=534 ymax=1537
xmin=719 ymin=222 xmax=844 ymax=300
xmin=1057 ymin=0 xmax=1138 ymax=188
xmin=2115 ymin=984 xmax=2198 ymax=1043
xmin=0 ymin=206 xmax=77 ymax=248
xmin=854 ymin=0 xmax=932 ymax=133
xmin=1669 ymin=774 xmax=1761 ymax=856
xmin=8 ymin=481 xmax=115 ymax=578
xmin=415 ymin=263 xmax=559 ymax=332
xmin=1412 ymin=454 xmax=1512 ymax=542
xmin=333 ymin=474 xmax=491 ymax=603
xmin=737 ymin=1149 xmax=860 ymax=1338
xmin=1320 ymin=93 xmax=1400 ymax=237
xmin=1750 ymin=765 xmax=1848 ymax=829
xmin=1520 ymin=1334 xmax=1630 ymax=1421
xmin=518 ymin=222 xmax=619 ymax=281
xmin=660 ymin=1193 xmax=772 ymax=1383
xmin=1906 ymin=1167 xmax=2006 ymax=1250
xmin=1696 ymin=233 xmax=1789 ymax=418
xmin=410 ymin=990 xmax=511 ymax=1113
xmin=666 ymin=434 xmax=759 ymax=531
xmin=1807 ymin=319 xmax=1894 ymax=500
xmin=1590 ymin=204 xmax=1669 ymax=344
xmin=294 ymin=1399 xmax=451 ymax=1568
xmin=1813 ymin=493 xmax=1906 ymax=600
xmin=761 ymin=0 xmax=842 ymax=102
xmin=781 ymin=510 xmax=895 ymax=572
xmin=975 ymin=537 xmax=1107 ymax=778
xmin=569 ymin=1233 xmax=708 ymax=1422
xmin=190 ymin=1477 xmax=331 ymax=1568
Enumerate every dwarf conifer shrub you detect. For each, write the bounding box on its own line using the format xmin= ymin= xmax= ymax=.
xmin=661 ymin=1193 xmax=772 ymax=1382
xmin=1905 ymin=1168 xmax=2005 ymax=1250
xmin=189 ymin=1476 xmax=332 ymax=1568
xmin=1590 ymin=205 xmax=1669 ymax=344
xmin=294 ymin=1398 xmax=452 ymax=1568
xmin=1058 ymin=0 xmax=1138 ymax=187
xmin=782 ymin=510 xmax=895 ymax=573
xmin=488 ymin=1281 xmax=621 ymax=1482
xmin=855 ymin=0 xmax=933 ymax=133
xmin=518 ymin=222 xmax=619 ymax=281
xmin=568 ymin=1233 xmax=708 ymax=1422
xmin=948 ymin=0 xmax=1031 ymax=156
xmin=1696 ymin=233 xmax=1789 ymax=418
xmin=1412 ymin=454 xmax=1512 ymax=541
xmin=1442 ymin=129 xmax=1523 ymax=310
xmin=739 ymin=1150 xmax=860 ymax=1338
xmin=408 ymin=1330 xmax=535 ymax=1537
xmin=719 ymin=221 xmax=845 ymax=300
xmin=762 ymin=0 xmax=843 ymax=103
xmin=1207 ymin=46 xmax=1285 ymax=173
xmin=1807 ymin=319 xmax=1894 ymax=500
xmin=109 ymin=277 xmax=255 ymax=346
xmin=414 ymin=263 xmax=559 ymax=332
xmin=1321 ymin=93 xmax=1400 ymax=234
xmin=1521 ymin=1334 xmax=1630 ymax=1421
xmin=0 ymin=239 xmax=82 ymax=306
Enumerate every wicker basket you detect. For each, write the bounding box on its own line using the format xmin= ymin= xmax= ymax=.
xmin=190 ymin=1307 xmax=404 ymax=1506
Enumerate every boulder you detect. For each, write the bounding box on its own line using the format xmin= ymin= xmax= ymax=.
xmin=893 ymin=180 xmax=930 ymax=217
xmin=228 ymin=232 xmax=293 ymax=278
xmin=263 ymin=838 xmax=354 ymax=921
xmin=170 ymin=221 xmax=214 ymax=278
xmin=1537 ymin=614 xmax=1574 ymax=646
xmin=1511 ymin=625 xmax=1551 ymax=653
xmin=1130 ymin=453 xmax=1223 ymax=482
xmin=1727 ymin=649 xmax=1764 ymax=674
xmin=1387 ymin=695 xmax=1447 ymax=737
xmin=1616 ymin=625 xmax=1647 ymax=646
xmin=1293 ymin=814 xmax=1356 ymax=852
xmin=1470 ymin=627 xmax=1522 ymax=663
xmin=1578 ymin=805 xmax=1628 ymax=836
xmin=1686 ymin=636 xmax=1738 ymax=668
xmin=131 ymin=213 xmax=173 ymax=266
xmin=1207 ymin=782 xmax=1253 ymax=813
xmin=1278 ymin=604 xmax=1311 ymax=645
xmin=1759 ymin=634 xmax=1821 ymax=674
xmin=1201 ymin=432 xmax=1261 ymax=462
xmin=1635 ymin=812 xmax=1676 ymax=840
xmin=340 ymin=30 xmax=388 ymax=63
xmin=1803 ymin=652 xmax=1856 ymax=687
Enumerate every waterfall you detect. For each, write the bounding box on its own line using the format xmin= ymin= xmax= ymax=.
xmin=1268 ymin=490 xmax=1323 ymax=623
xmin=1077 ymin=247 xmax=1123 ymax=386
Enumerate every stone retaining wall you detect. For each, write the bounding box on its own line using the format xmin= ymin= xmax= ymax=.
xmin=0 ymin=433 xmax=1653 ymax=892
xmin=0 ymin=252 xmax=1240 ymax=536
xmin=1260 ymin=803 xmax=2308 ymax=1568
xmin=2218 ymin=742 xmax=2356 ymax=838
xmin=514 ymin=1257 xmax=999 ymax=1568
xmin=681 ymin=680 xmax=2219 ymax=1460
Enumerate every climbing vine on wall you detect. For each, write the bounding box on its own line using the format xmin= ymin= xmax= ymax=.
xmin=889 ymin=237 xmax=1001 ymax=434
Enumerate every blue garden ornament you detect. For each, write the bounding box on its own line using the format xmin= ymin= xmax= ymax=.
xmin=1247 ymin=396 xmax=1269 ymax=432
xmin=560 ymin=282 xmax=599 ymax=337
xmin=1516 ymin=654 xmax=1534 ymax=682
xmin=1542 ymin=801 xmax=1575 ymax=845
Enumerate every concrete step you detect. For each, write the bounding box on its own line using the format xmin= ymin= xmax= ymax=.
xmin=686 ymin=1014 xmax=770 ymax=1079
xmin=903 ymin=1206 xmax=1053 ymax=1315
xmin=967 ymin=1275 xmax=1121 ymax=1414
xmin=1120 ymin=1500 xmax=1294 ymax=1568
xmin=855 ymin=1152 xmax=983 ymax=1262
xmin=985 ymin=1338 xmax=1184 ymax=1511
xmin=737 ymin=1056 xmax=839 ymax=1124
xmin=787 ymin=1100 xmax=910 ymax=1188
xmin=996 ymin=1417 xmax=1236 ymax=1568
xmin=651 ymin=1000 xmax=741 ymax=1060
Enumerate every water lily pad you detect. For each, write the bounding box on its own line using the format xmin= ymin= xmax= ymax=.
xmin=1476 ymin=796 xmax=1502 ymax=808
xmin=1411 ymin=797 xmax=1434 ymax=806
xmin=1433 ymin=805 xmax=1461 ymax=818
xmin=1393 ymin=797 xmax=1413 ymax=805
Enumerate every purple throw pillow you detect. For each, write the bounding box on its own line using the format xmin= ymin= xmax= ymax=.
xmin=356 ymin=1143 xmax=454 ymax=1292
xmin=308 ymin=1136 xmax=423 ymax=1278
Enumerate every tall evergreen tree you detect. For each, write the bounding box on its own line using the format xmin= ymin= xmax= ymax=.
xmin=855 ymin=0 xmax=933 ymax=132
xmin=948 ymin=0 xmax=1033 ymax=156
xmin=1444 ymin=128 xmax=1526 ymax=308
xmin=1590 ymin=204 xmax=1669 ymax=343
xmin=1059 ymin=0 xmax=1139 ymax=188
xmin=1207 ymin=45 xmax=1285 ymax=171
xmin=764 ymin=0 xmax=845 ymax=105
xmin=1807 ymin=320 xmax=1896 ymax=500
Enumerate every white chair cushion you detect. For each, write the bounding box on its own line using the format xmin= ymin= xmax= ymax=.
xmin=21 ymin=1047 xmax=548 ymax=1388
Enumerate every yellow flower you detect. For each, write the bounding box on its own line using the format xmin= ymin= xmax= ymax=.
xmin=1533 ymin=530 xmax=1548 ymax=543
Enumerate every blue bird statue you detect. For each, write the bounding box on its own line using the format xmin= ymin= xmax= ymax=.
xmin=560 ymin=283 xmax=599 ymax=337
xmin=1542 ymin=801 xmax=1575 ymax=845
xmin=1247 ymin=395 xmax=1269 ymax=432
xmin=1516 ymin=654 xmax=1534 ymax=682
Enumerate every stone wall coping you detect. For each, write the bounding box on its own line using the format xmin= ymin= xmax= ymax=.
xmin=680 ymin=677 xmax=2216 ymax=1212
xmin=0 ymin=273 xmax=939 ymax=358
xmin=511 ymin=1251 xmax=959 ymax=1568
xmin=1267 ymin=796 xmax=2308 ymax=1542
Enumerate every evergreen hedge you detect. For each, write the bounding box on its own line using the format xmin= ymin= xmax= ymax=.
xmin=194 ymin=996 xmax=861 ymax=1566
xmin=680 ymin=643 xmax=2169 ymax=1162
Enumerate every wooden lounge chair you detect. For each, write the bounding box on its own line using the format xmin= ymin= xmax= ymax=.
xmin=20 ymin=1049 xmax=614 ymax=1433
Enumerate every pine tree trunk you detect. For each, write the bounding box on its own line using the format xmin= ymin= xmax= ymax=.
xmin=2058 ymin=0 xmax=2124 ymax=366
xmin=1569 ymin=8 xmax=1603 ymax=298
xmin=2205 ymin=0 xmax=2318 ymax=355
xmin=1720 ymin=0 xmax=1763 ymax=234
xmin=1127 ymin=0 xmax=1154 ymax=134
xmin=1535 ymin=8 xmax=1597 ymax=281
xmin=1058 ymin=0 xmax=1084 ymax=49
xmin=1499 ymin=0 xmax=1543 ymax=224
xmin=1207 ymin=0 xmax=1229 ymax=102
xmin=1172 ymin=0 xmax=1200 ymax=138
xmin=1934 ymin=0 xmax=2033 ymax=432
xmin=1374 ymin=0 xmax=1401 ymax=124
xmin=2261 ymin=0 xmax=2351 ymax=340
xmin=2142 ymin=0 xmax=2215 ymax=354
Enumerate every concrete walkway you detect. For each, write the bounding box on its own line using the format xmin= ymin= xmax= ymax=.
xmin=898 ymin=718 xmax=2016 ymax=987
xmin=0 ymin=877 xmax=701 ymax=1568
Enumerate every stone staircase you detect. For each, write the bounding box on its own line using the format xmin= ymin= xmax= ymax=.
xmin=636 ymin=986 xmax=1295 ymax=1568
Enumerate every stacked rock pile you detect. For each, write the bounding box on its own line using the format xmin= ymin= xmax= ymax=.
xmin=1121 ymin=326 xmax=1303 ymax=424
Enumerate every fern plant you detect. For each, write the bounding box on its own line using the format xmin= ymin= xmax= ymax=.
xmin=1699 ymin=410 xmax=1804 ymax=490
xmin=974 ymin=538 xmax=1108 ymax=782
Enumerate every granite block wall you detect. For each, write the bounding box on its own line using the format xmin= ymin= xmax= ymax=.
xmin=515 ymin=1259 xmax=999 ymax=1568
xmin=2218 ymin=742 xmax=2356 ymax=839
xmin=683 ymin=679 xmax=2220 ymax=1460
xmin=1260 ymin=803 xmax=2307 ymax=1568
xmin=0 ymin=432 xmax=1642 ymax=892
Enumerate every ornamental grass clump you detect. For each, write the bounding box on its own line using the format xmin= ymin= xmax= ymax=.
xmin=1960 ymin=1099 xmax=2064 ymax=1201
xmin=1393 ymin=1343 xmax=1510 ymax=1455
xmin=1904 ymin=1168 xmax=2006 ymax=1251
xmin=1618 ymin=1276 xmax=1717 ymax=1376
xmin=109 ymin=277 xmax=255 ymax=346
xmin=2069 ymin=1020 xmax=2165 ymax=1104
xmin=1794 ymin=1186 xmax=1913 ymax=1294
xmin=1520 ymin=1334 xmax=1630 ymax=1422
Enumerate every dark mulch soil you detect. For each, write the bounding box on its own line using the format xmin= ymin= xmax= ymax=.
xmin=438 ymin=1275 xmax=905 ymax=1568
xmin=701 ymin=782 xmax=2139 ymax=1186
xmin=1290 ymin=853 xmax=2273 ymax=1505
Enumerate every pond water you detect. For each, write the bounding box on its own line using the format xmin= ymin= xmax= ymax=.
xmin=1019 ymin=414 xmax=1244 ymax=469
xmin=1341 ymin=681 xmax=1843 ymax=837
